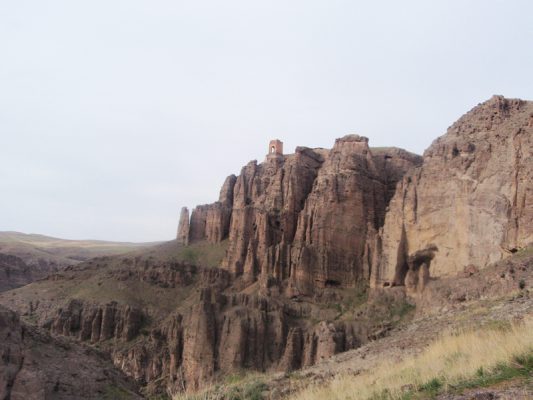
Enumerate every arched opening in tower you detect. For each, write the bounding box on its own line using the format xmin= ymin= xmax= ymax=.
xmin=271 ymin=146 xmax=276 ymax=154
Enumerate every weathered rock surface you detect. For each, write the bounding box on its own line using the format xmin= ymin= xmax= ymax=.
xmin=44 ymin=299 xmax=144 ymax=342
xmin=111 ymin=287 xmax=365 ymax=393
xmin=184 ymin=138 xmax=421 ymax=295
xmin=0 ymin=305 xmax=141 ymax=399
xmin=222 ymin=147 xmax=328 ymax=285
xmin=188 ymin=175 xmax=236 ymax=243
xmin=176 ymin=207 xmax=190 ymax=245
xmin=372 ymin=96 xmax=533 ymax=288
xmin=289 ymin=136 xmax=422 ymax=295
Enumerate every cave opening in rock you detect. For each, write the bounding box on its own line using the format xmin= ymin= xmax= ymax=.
xmin=325 ymin=279 xmax=341 ymax=288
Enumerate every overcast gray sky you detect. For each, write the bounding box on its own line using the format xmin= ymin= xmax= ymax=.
xmin=1 ymin=0 xmax=532 ymax=242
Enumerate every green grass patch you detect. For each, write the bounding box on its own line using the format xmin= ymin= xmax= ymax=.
xmin=174 ymin=373 xmax=267 ymax=400
xmin=394 ymin=352 xmax=533 ymax=400
xmin=172 ymin=240 xmax=228 ymax=268
xmin=102 ymin=384 xmax=138 ymax=400
xmin=452 ymin=353 xmax=532 ymax=392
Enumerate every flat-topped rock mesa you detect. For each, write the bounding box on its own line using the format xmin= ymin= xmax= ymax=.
xmin=177 ymin=136 xmax=423 ymax=294
xmin=372 ymin=95 xmax=533 ymax=292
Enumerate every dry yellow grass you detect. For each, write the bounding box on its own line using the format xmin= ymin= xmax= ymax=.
xmin=290 ymin=317 xmax=533 ymax=400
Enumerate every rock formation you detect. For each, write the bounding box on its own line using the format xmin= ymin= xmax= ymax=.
xmin=288 ymin=136 xmax=422 ymax=295
xmin=371 ymin=95 xmax=533 ymax=289
xmin=176 ymin=207 xmax=190 ymax=245
xmin=182 ymin=136 xmax=422 ymax=295
xmin=44 ymin=299 xmax=144 ymax=342
xmin=0 ymin=253 xmax=36 ymax=292
xmin=188 ymin=175 xmax=236 ymax=243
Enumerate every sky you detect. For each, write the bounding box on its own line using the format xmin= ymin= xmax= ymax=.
xmin=1 ymin=0 xmax=532 ymax=242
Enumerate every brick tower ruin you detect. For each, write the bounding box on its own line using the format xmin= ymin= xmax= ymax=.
xmin=268 ymin=139 xmax=283 ymax=156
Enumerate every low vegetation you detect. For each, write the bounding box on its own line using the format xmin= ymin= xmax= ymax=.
xmin=148 ymin=240 xmax=229 ymax=268
xmin=290 ymin=317 xmax=533 ymax=400
xmin=173 ymin=372 xmax=266 ymax=400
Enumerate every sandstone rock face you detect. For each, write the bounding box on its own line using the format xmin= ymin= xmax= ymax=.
xmin=222 ymin=147 xmax=328 ymax=284
xmin=372 ymin=96 xmax=533 ymax=289
xmin=176 ymin=207 xmax=190 ymax=245
xmin=45 ymin=299 xmax=143 ymax=343
xmin=112 ymin=286 xmax=361 ymax=393
xmin=183 ymin=138 xmax=421 ymax=295
xmin=188 ymin=175 xmax=236 ymax=243
xmin=289 ymin=136 xmax=422 ymax=294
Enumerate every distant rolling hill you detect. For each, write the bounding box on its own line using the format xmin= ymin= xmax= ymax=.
xmin=0 ymin=231 xmax=161 ymax=291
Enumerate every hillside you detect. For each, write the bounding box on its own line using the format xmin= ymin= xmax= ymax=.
xmin=0 ymin=231 xmax=160 ymax=291
xmin=0 ymin=304 xmax=142 ymax=399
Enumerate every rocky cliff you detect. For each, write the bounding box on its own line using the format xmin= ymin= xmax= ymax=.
xmin=180 ymin=136 xmax=422 ymax=295
xmin=371 ymin=96 xmax=533 ymax=292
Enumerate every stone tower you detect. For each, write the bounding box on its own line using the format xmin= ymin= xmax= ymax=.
xmin=268 ymin=139 xmax=283 ymax=156
xmin=176 ymin=206 xmax=190 ymax=245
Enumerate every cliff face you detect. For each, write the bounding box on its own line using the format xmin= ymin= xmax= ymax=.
xmin=222 ymin=147 xmax=327 ymax=286
xmin=111 ymin=286 xmax=366 ymax=393
xmin=288 ymin=137 xmax=422 ymax=294
xmin=44 ymin=299 xmax=143 ymax=342
xmin=371 ymin=96 xmax=533 ymax=291
xmin=184 ymin=137 xmax=422 ymax=295
xmin=186 ymin=175 xmax=236 ymax=243
xmin=176 ymin=207 xmax=190 ymax=245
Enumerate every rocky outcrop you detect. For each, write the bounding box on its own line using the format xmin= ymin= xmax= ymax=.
xmin=222 ymin=147 xmax=328 ymax=285
xmin=288 ymin=136 xmax=422 ymax=295
xmin=188 ymin=175 xmax=236 ymax=243
xmin=44 ymin=299 xmax=144 ymax=342
xmin=372 ymin=96 xmax=533 ymax=288
xmin=182 ymin=138 xmax=421 ymax=295
xmin=112 ymin=288 xmax=363 ymax=393
xmin=176 ymin=207 xmax=190 ymax=245
xmin=0 ymin=305 xmax=141 ymax=399
xmin=0 ymin=253 xmax=36 ymax=292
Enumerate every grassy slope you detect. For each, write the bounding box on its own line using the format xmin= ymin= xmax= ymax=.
xmin=0 ymin=231 xmax=161 ymax=265
xmin=0 ymin=239 xmax=229 ymax=320
xmin=291 ymin=318 xmax=532 ymax=400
